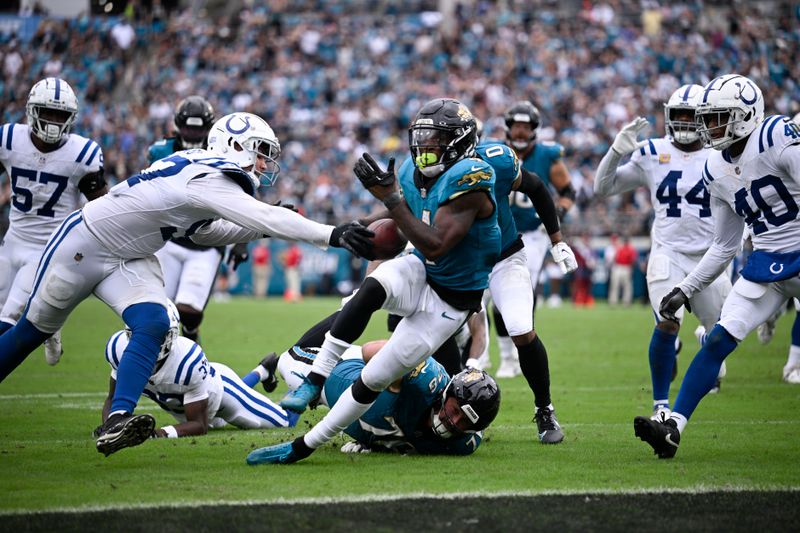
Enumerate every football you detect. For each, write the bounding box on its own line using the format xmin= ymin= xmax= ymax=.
xmin=367 ymin=219 xmax=408 ymax=260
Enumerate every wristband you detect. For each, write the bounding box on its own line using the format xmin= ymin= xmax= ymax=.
xmin=382 ymin=191 xmax=403 ymax=210
xmin=162 ymin=425 xmax=179 ymax=439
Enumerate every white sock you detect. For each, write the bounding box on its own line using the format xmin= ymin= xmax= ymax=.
xmin=653 ymin=399 xmax=670 ymax=409
xmin=304 ymin=385 xmax=375 ymax=449
xmin=497 ymin=336 xmax=518 ymax=362
xmin=252 ymin=365 xmax=269 ymax=381
xmin=312 ymin=332 xmax=351 ymax=378
xmin=669 ymin=412 xmax=688 ymax=433
xmin=787 ymin=345 xmax=800 ymax=368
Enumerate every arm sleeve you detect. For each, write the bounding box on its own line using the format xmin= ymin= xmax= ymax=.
xmin=515 ymin=168 xmax=560 ymax=235
xmin=593 ymin=149 xmax=648 ymax=197
xmin=190 ymin=219 xmax=263 ymax=246
xmin=186 ymin=174 xmax=334 ymax=248
xmin=678 ymin=196 xmax=744 ymax=298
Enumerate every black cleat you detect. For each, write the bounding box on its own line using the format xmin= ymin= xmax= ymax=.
xmin=95 ymin=413 xmax=156 ymax=457
xmin=259 ymin=352 xmax=280 ymax=393
xmin=634 ymin=416 xmax=680 ymax=459
xmin=709 ymin=378 xmax=721 ymax=394
xmin=534 ymin=407 xmax=564 ymax=444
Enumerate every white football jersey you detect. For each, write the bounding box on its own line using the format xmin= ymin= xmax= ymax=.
xmin=0 ymin=123 xmax=103 ymax=247
xmin=105 ymin=331 xmax=223 ymax=423
xmin=82 ymin=150 xmax=255 ymax=259
xmin=703 ymin=115 xmax=800 ymax=253
xmin=629 ymin=137 xmax=715 ymax=254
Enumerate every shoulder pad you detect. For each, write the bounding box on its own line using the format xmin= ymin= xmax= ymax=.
xmin=757 ymin=115 xmax=800 ymax=153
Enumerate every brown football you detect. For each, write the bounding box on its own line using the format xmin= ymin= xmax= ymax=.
xmin=367 ymin=219 xmax=408 ymax=260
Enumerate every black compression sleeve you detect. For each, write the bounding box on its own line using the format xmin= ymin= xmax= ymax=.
xmin=78 ymin=169 xmax=106 ymax=195
xmin=516 ymin=169 xmax=560 ymax=235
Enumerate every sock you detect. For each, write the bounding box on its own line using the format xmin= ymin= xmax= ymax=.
xmin=303 ymin=381 xmax=378 ymax=449
xmin=518 ymin=335 xmax=551 ymax=409
xmin=432 ymin=335 xmax=462 ymax=376
xmin=673 ymin=325 xmax=738 ymax=421
xmin=111 ymin=304 xmax=169 ymax=414
xmin=649 ymin=327 xmax=677 ymax=406
xmin=0 ymin=320 xmax=14 ymax=336
xmin=669 ymin=412 xmax=688 ymax=433
xmin=310 ymin=331 xmax=351 ymax=381
xmin=178 ymin=308 xmax=202 ymax=343
xmin=0 ymin=317 xmax=50 ymax=382
xmin=787 ymin=345 xmax=800 ymax=369
xmin=497 ymin=336 xmax=518 ymax=363
xmin=242 ymin=365 xmax=269 ymax=388
xmin=296 ymin=311 xmax=340 ymax=347
xmin=791 ymin=312 xmax=800 ymax=349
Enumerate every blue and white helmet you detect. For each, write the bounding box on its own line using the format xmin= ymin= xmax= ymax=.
xmin=206 ymin=112 xmax=281 ymax=189
xmin=664 ymin=84 xmax=704 ymax=145
xmin=695 ymin=74 xmax=764 ymax=150
xmin=124 ymin=300 xmax=181 ymax=361
xmin=26 ymin=77 xmax=78 ymax=144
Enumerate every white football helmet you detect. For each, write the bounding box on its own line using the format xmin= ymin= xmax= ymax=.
xmin=664 ymin=84 xmax=704 ymax=144
xmin=206 ymin=112 xmax=281 ymax=188
xmin=124 ymin=300 xmax=181 ymax=361
xmin=695 ymin=74 xmax=764 ymax=150
xmin=26 ymin=77 xmax=79 ymax=145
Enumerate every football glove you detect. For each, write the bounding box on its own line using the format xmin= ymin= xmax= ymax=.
xmin=227 ymin=242 xmax=249 ymax=271
xmin=340 ymin=441 xmax=371 ymax=454
xmin=354 ymin=153 xmax=396 ymax=189
xmin=330 ymin=221 xmax=376 ymax=259
xmin=659 ymin=287 xmax=691 ymax=323
xmin=551 ymin=242 xmax=578 ymax=274
xmin=611 ymin=117 xmax=650 ymax=156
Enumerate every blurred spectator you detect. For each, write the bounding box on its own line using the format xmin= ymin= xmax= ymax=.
xmin=282 ymin=244 xmax=302 ymax=302
xmin=251 ymin=240 xmax=272 ymax=298
xmin=572 ymin=233 xmax=597 ymax=307
xmin=609 ymin=235 xmax=637 ymax=306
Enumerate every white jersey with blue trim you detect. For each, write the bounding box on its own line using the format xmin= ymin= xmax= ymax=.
xmin=105 ymin=331 xmax=223 ymax=423
xmin=628 ymin=138 xmax=716 ymax=255
xmin=703 ymin=115 xmax=800 ymax=253
xmin=0 ymin=123 xmax=103 ymax=247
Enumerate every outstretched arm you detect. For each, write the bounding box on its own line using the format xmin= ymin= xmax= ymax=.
xmin=152 ymin=399 xmax=210 ymax=438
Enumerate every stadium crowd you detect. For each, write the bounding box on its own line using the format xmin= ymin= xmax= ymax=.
xmin=1 ymin=0 xmax=799 ymax=238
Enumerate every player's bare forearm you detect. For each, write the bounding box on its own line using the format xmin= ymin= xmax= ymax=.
xmin=387 ymin=193 xmax=483 ymax=261
xmin=154 ymin=399 xmax=209 ymax=437
xmin=154 ymin=420 xmax=208 ymax=438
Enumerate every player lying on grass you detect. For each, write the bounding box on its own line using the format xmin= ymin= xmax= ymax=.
xmin=255 ymin=338 xmax=500 ymax=458
xmin=96 ymin=302 xmax=298 ymax=446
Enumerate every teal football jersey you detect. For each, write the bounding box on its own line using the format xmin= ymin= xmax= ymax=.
xmin=509 ymin=141 xmax=564 ymax=232
xmin=476 ymin=141 xmax=522 ymax=253
xmin=147 ymin=138 xmax=178 ymax=165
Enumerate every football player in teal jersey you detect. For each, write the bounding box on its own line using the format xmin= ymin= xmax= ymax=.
xmin=495 ymin=101 xmax=578 ymax=375
xmin=248 ymin=98 xmax=502 ymax=465
xmin=476 ymin=139 xmax=577 ymax=443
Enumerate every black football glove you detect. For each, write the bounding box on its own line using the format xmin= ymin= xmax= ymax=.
xmin=272 ymin=200 xmax=299 ymax=213
xmin=354 ymin=153 xmax=396 ymax=189
xmin=659 ymin=287 xmax=691 ymax=323
xmin=330 ymin=221 xmax=375 ymax=260
xmin=227 ymin=242 xmax=249 ymax=271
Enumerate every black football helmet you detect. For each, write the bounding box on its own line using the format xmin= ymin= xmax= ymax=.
xmin=408 ymin=98 xmax=478 ymax=178
xmin=174 ymin=95 xmax=215 ymax=149
xmin=504 ymin=100 xmax=540 ymax=151
xmin=432 ymin=368 xmax=501 ymax=437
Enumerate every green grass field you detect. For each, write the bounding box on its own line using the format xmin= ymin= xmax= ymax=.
xmin=0 ymin=296 xmax=798 ymax=528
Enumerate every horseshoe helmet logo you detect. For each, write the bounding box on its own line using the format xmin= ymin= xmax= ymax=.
xmin=769 ymin=262 xmax=784 ymax=275
xmin=735 ymin=80 xmax=758 ymax=105
xmin=225 ymin=115 xmax=251 ymax=135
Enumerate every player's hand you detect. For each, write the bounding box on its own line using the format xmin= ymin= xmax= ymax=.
xmin=330 ymin=221 xmax=376 ymax=260
xmin=340 ymin=441 xmax=371 ymax=454
xmin=611 ymin=117 xmax=649 ymax=156
xmin=227 ymin=242 xmax=249 ymax=271
xmin=272 ymin=200 xmax=299 ymax=213
xmin=659 ymin=287 xmax=691 ymax=322
xmin=551 ymin=242 xmax=578 ymax=274
xmin=354 ymin=153 xmax=396 ymax=200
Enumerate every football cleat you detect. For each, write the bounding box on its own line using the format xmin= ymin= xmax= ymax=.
xmin=495 ymin=361 xmax=522 ymax=379
xmin=246 ymin=441 xmax=301 ymax=465
xmin=259 ymin=352 xmax=280 ymax=393
xmin=534 ymin=406 xmax=564 ymax=444
xmin=782 ymin=364 xmax=800 ymax=384
xmin=95 ymin=413 xmax=156 ymax=457
xmin=694 ymin=325 xmax=706 ymax=345
xmin=44 ymin=331 xmax=63 ymax=366
xmin=634 ymin=416 xmax=680 ymax=459
xmin=650 ymin=405 xmax=671 ymax=423
xmin=279 ymin=376 xmax=321 ymax=413
xmin=756 ymin=319 xmax=777 ymax=345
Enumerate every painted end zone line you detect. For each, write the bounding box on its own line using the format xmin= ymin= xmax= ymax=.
xmin=1 ymin=486 xmax=798 ymax=516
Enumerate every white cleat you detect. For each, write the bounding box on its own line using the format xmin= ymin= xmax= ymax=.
xmin=694 ymin=325 xmax=706 ymax=345
xmin=44 ymin=330 xmax=64 ymax=366
xmin=756 ymin=320 xmax=777 ymax=345
xmin=496 ymin=361 xmax=522 ymax=378
xmin=783 ymin=364 xmax=800 ymax=384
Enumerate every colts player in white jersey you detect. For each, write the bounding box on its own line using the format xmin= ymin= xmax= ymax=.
xmin=636 ymin=74 xmax=800 ymax=459
xmin=0 ymin=78 xmax=106 ymax=365
xmin=0 ymin=111 xmax=374 ymax=456
xmin=594 ymin=85 xmax=730 ymax=422
xmin=97 ymin=302 xmax=297 ymax=446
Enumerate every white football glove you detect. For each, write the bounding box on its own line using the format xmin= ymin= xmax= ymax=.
xmin=611 ymin=117 xmax=649 ymax=156
xmin=340 ymin=441 xmax=371 ymax=454
xmin=551 ymin=242 xmax=578 ymax=274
